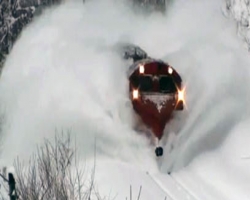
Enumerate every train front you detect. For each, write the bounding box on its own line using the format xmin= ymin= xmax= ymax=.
xmin=128 ymin=59 xmax=185 ymax=142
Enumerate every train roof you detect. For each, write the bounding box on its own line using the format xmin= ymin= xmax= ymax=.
xmin=127 ymin=58 xmax=168 ymax=77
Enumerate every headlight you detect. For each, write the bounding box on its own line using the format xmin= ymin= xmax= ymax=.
xmin=139 ymin=65 xmax=145 ymax=74
xmin=177 ymin=86 xmax=187 ymax=108
xmin=168 ymin=67 xmax=173 ymax=74
xmin=178 ymin=89 xmax=184 ymax=102
xmin=132 ymin=89 xmax=139 ymax=100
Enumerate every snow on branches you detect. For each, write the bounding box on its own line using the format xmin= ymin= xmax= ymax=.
xmin=0 ymin=0 xmax=62 ymax=70
xmin=223 ymin=0 xmax=250 ymax=51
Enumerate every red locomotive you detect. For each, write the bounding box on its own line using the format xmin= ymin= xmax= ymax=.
xmin=121 ymin=44 xmax=185 ymax=156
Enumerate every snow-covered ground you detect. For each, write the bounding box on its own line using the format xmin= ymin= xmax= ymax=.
xmin=0 ymin=0 xmax=250 ymax=199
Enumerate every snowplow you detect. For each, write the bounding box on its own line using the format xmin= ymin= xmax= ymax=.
xmin=121 ymin=44 xmax=185 ymax=157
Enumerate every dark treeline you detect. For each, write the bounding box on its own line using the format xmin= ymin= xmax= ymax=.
xmin=0 ymin=0 xmax=62 ymax=69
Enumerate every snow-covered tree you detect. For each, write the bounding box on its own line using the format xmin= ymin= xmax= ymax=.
xmin=0 ymin=0 xmax=63 ymax=70
xmin=223 ymin=0 xmax=250 ymax=50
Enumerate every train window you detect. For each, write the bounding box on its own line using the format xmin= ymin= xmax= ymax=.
xmin=159 ymin=76 xmax=177 ymax=93
xmin=130 ymin=76 xmax=139 ymax=87
xmin=139 ymin=76 xmax=153 ymax=92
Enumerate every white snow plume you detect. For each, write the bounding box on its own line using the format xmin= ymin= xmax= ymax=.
xmin=151 ymin=1 xmax=250 ymax=199
xmin=0 ymin=0 xmax=158 ymax=168
xmin=1 ymin=1 xmax=250 ymax=199
xmin=159 ymin=0 xmax=250 ymax=171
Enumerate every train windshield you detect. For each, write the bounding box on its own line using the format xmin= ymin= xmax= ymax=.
xmin=159 ymin=76 xmax=177 ymax=93
xmin=130 ymin=75 xmax=178 ymax=93
xmin=130 ymin=75 xmax=153 ymax=92
xmin=139 ymin=76 xmax=153 ymax=92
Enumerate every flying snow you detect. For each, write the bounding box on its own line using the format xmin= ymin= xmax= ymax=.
xmin=0 ymin=0 xmax=250 ymax=199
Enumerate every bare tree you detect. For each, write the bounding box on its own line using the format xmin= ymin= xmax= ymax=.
xmin=0 ymin=132 xmax=154 ymax=200
xmin=7 ymin=132 xmax=99 ymax=200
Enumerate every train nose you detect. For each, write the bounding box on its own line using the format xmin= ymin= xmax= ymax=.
xmin=131 ymin=93 xmax=177 ymax=140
